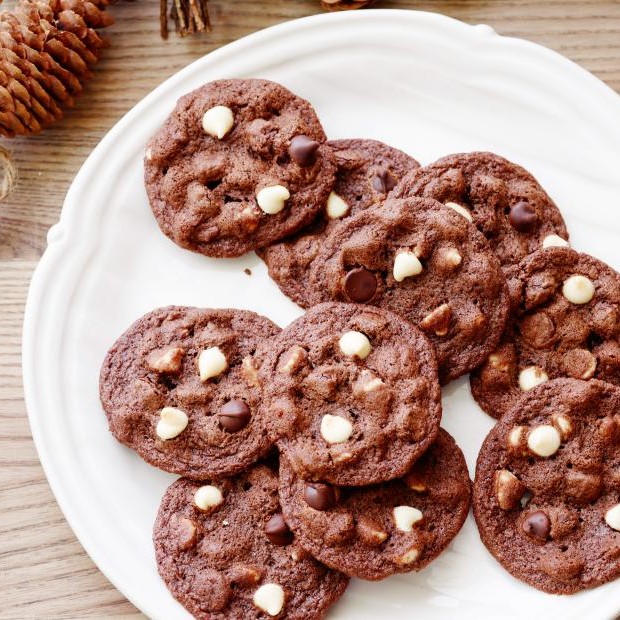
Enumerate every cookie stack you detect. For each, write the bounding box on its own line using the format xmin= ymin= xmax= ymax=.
xmin=100 ymin=76 xmax=620 ymax=616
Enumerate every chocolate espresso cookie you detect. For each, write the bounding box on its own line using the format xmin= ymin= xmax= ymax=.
xmin=392 ymin=152 xmax=569 ymax=268
xmin=100 ymin=306 xmax=279 ymax=479
xmin=474 ymin=378 xmax=620 ymax=594
xmin=154 ymin=465 xmax=349 ymax=619
xmin=308 ymin=197 xmax=510 ymax=384
xmin=471 ymin=247 xmax=620 ymax=419
xmin=279 ymin=429 xmax=471 ymax=580
xmin=258 ymin=139 xmax=418 ymax=307
xmin=259 ymin=302 xmax=441 ymax=486
xmin=144 ymin=79 xmax=336 ymax=257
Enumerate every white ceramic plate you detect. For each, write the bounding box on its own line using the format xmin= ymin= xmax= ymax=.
xmin=23 ymin=9 xmax=620 ymax=620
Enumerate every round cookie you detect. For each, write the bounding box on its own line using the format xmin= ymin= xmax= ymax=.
xmin=308 ymin=197 xmax=510 ymax=384
xmin=279 ymin=429 xmax=471 ymax=581
xmin=100 ymin=306 xmax=280 ymax=479
xmin=259 ymin=302 xmax=442 ymax=486
xmin=473 ymin=378 xmax=620 ymax=594
xmin=154 ymin=465 xmax=349 ymax=619
xmin=144 ymin=79 xmax=336 ymax=257
xmin=471 ymin=247 xmax=620 ymax=419
xmin=392 ymin=151 xmax=569 ymax=269
xmin=258 ymin=139 xmax=419 ymax=307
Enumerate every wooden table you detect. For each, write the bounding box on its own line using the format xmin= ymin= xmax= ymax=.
xmin=1 ymin=0 xmax=619 ymax=617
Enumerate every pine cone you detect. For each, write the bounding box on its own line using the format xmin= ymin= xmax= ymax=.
xmin=321 ymin=0 xmax=376 ymax=10
xmin=0 ymin=0 xmax=114 ymax=137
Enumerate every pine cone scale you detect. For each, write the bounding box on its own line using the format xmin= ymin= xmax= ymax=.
xmin=0 ymin=0 xmax=113 ymax=137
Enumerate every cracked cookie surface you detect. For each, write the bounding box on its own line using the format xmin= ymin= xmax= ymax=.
xmin=145 ymin=79 xmax=336 ymax=257
xmin=471 ymin=247 xmax=620 ymax=419
xmin=154 ymin=465 xmax=348 ymax=619
xmin=278 ymin=430 xmax=471 ymax=580
xmin=473 ymin=378 xmax=620 ymax=594
xmin=308 ymin=197 xmax=509 ymax=384
xmin=259 ymin=302 xmax=442 ymax=485
xmin=100 ymin=306 xmax=280 ymax=479
xmin=392 ymin=151 xmax=569 ymax=268
xmin=258 ymin=138 xmax=418 ymax=307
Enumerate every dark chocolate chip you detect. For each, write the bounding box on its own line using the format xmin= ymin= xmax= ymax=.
xmin=344 ymin=267 xmax=377 ymax=303
xmin=522 ymin=510 xmax=551 ymax=540
xmin=303 ymin=482 xmax=337 ymax=511
xmin=509 ymin=202 xmax=538 ymax=233
xmin=219 ymin=399 xmax=251 ymax=432
xmin=371 ymin=168 xmax=398 ymax=194
xmin=264 ymin=513 xmax=293 ymax=545
xmin=289 ymin=135 xmax=320 ymax=167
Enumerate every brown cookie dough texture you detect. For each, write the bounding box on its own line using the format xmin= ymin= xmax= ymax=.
xmin=473 ymin=378 xmax=620 ymax=594
xmin=308 ymin=197 xmax=510 ymax=384
xmin=259 ymin=302 xmax=442 ymax=486
xmin=153 ymin=465 xmax=349 ymax=619
xmin=279 ymin=429 xmax=471 ymax=580
xmin=144 ymin=79 xmax=336 ymax=257
xmin=392 ymin=151 xmax=569 ymax=269
xmin=471 ymin=247 xmax=620 ymax=419
xmin=99 ymin=306 xmax=280 ymax=479
xmin=258 ymin=138 xmax=419 ymax=307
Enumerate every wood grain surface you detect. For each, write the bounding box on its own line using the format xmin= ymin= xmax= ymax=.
xmin=1 ymin=0 xmax=619 ymax=617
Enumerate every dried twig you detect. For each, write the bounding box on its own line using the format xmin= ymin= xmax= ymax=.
xmin=161 ymin=0 xmax=210 ymax=38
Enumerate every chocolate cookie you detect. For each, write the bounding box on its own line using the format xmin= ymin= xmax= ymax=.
xmin=473 ymin=378 xmax=620 ymax=594
xmin=259 ymin=302 xmax=441 ymax=486
xmin=392 ymin=152 xmax=569 ymax=268
xmin=153 ymin=465 xmax=349 ymax=619
xmin=258 ymin=139 xmax=419 ymax=307
xmin=278 ymin=429 xmax=471 ymax=580
xmin=99 ymin=306 xmax=280 ymax=479
xmin=471 ymin=247 xmax=620 ymax=419
xmin=308 ymin=197 xmax=510 ymax=384
xmin=144 ymin=79 xmax=336 ymax=257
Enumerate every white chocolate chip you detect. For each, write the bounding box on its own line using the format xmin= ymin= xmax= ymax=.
xmin=257 ymin=185 xmax=290 ymax=215
xmin=198 ymin=347 xmax=228 ymax=382
xmin=338 ymin=331 xmax=371 ymax=359
xmin=320 ymin=414 xmax=353 ymax=444
xmin=278 ymin=345 xmax=306 ymax=374
xmin=542 ymin=234 xmax=570 ymax=249
xmin=551 ymin=413 xmax=573 ymax=439
xmin=326 ymin=192 xmax=350 ymax=219
xmin=393 ymin=506 xmax=423 ymax=532
xmin=362 ymin=375 xmax=384 ymax=392
xmin=145 ymin=147 xmax=152 ymax=161
xmin=201 ymin=105 xmax=234 ymax=139
xmin=241 ymin=356 xmax=260 ymax=387
xmin=518 ymin=366 xmax=548 ymax=391
xmin=445 ymin=201 xmax=473 ymax=222
xmin=253 ymin=583 xmax=285 ymax=616
xmin=332 ymin=451 xmax=354 ymax=464
xmin=442 ymin=247 xmax=462 ymax=268
xmin=148 ymin=347 xmax=184 ymax=373
xmin=419 ymin=303 xmax=452 ymax=337
xmin=393 ymin=250 xmax=423 ymax=282
xmin=194 ymin=485 xmax=223 ymax=511
xmin=605 ymin=504 xmax=620 ymax=531
xmin=507 ymin=426 xmax=525 ymax=449
xmin=562 ymin=275 xmax=595 ymax=305
xmin=488 ymin=352 xmax=510 ymax=372
xmin=396 ymin=547 xmax=420 ymax=565
xmin=156 ymin=407 xmax=188 ymax=440
xmin=494 ymin=469 xmax=526 ymax=510
xmin=527 ymin=425 xmax=561 ymax=457
xmin=405 ymin=473 xmax=427 ymax=493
